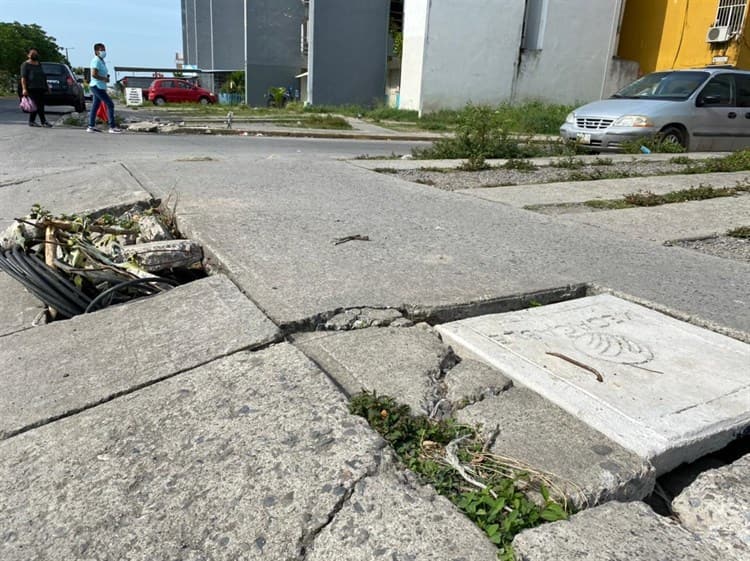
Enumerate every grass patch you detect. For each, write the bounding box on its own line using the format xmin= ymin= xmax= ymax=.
xmin=350 ymin=392 xmax=572 ymax=560
xmin=727 ymin=225 xmax=750 ymax=238
xmin=621 ymin=135 xmax=685 ymax=154
xmin=373 ymin=168 xmax=399 ymax=174
xmin=592 ymin=157 xmax=614 ymax=166
xmin=585 ymin=183 xmax=749 ymax=209
xmin=567 ymin=169 xmax=632 ymax=182
xmin=684 ymin=149 xmax=750 ymax=173
xmin=503 ymin=159 xmax=538 ymax=172
xmin=279 ymin=114 xmax=351 ymax=130
xmin=669 ymin=156 xmax=692 ymax=165
xmin=550 ymin=156 xmax=585 ymax=169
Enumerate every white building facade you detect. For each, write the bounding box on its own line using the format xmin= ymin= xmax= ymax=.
xmin=400 ymin=0 xmax=638 ymax=113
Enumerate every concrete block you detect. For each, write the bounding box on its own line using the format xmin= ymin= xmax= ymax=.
xmin=0 ymin=272 xmax=45 ymax=337
xmin=672 ymin=454 xmax=750 ymax=560
xmin=437 ymin=294 xmax=750 ymax=474
xmin=0 ymin=274 xmax=280 ymax=440
xmin=307 ymin=468 xmax=498 ymax=561
xmin=444 ymin=358 xmax=513 ymax=410
xmin=324 ymin=307 xmax=409 ymax=330
xmin=121 ymin=239 xmax=203 ymax=272
xmin=513 ymin=501 xmax=723 ymax=561
xmin=135 ymin=214 xmax=173 ymax=243
xmin=293 ymin=325 xmax=455 ymax=415
xmin=0 ymin=345 xmax=387 ymax=561
xmin=456 ymin=388 xmax=655 ymax=507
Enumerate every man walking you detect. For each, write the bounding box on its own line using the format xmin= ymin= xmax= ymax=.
xmin=87 ymin=43 xmax=122 ymax=134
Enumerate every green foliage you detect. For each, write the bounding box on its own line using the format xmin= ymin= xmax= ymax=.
xmin=669 ymin=156 xmax=691 ymax=165
xmin=413 ymin=105 xmax=539 ymax=168
xmin=221 ymin=71 xmax=245 ymax=94
xmin=567 ymin=169 xmax=632 ymax=182
xmin=684 ymin=149 xmax=750 ymax=173
xmin=349 ymin=391 xmax=571 ymax=557
xmin=504 ymin=158 xmax=538 ymax=172
xmin=0 ymin=22 xmax=65 ymax=77
xmin=727 ymin=225 xmax=750 ymax=238
xmin=621 ymin=135 xmax=685 ymax=154
xmin=550 ymin=156 xmax=585 ymax=169
xmin=585 ymin=183 xmax=749 ymax=209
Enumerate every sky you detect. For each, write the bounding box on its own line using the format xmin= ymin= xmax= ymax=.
xmin=1 ymin=0 xmax=183 ymax=70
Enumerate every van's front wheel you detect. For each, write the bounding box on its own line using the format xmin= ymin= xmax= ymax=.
xmin=660 ymin=126 xmax=687 ymax=150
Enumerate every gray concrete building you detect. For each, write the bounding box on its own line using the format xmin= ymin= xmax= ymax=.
xmin=181 ymin=0 xmax=392 ymax=107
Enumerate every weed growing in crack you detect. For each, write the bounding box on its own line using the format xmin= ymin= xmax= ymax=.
xmin=727 ymin=225 xmax=750 ymax=238
xmin=349 ymin=391 xmax=571 ymax=560
xmin=550 ymin=156 xmax=585 ymax=169
xmin=584 ymin=183 xmax=749 ymax=209
xmin=503 ymin=159 xmax=538 ymax=172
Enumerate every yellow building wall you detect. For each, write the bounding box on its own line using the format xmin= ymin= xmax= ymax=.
xmin=618 ymin=0 xmax=750 ymax=73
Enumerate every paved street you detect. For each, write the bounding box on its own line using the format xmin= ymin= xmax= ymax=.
xmin=1 ymin=99 xmax=748 ymax=560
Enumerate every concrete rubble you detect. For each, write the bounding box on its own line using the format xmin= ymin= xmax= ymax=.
xmin=121 ymin=238 xmax=203 ymax=272
xmin=512 ymin=501 xmax=724 ymax=561
xmin=672 ymin=453 xmax=750 ymax=560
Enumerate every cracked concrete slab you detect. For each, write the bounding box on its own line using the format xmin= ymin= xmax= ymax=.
xmin=0 ymin=272 xmax=45 ymax=337
xmin=458 ymin=171 xmax=750 ymax=208
xmin=437 ymin=294 xmax=750 ymax=474
xmin=672 ymin=453 xmax=750 ymax=560
xmin=0 ymin=163 xmax=151 ymax=230
xmin=560 ymin=194 xmax=750 ymax=243
xmin=293 ymin=325 xmax=455 ymax=415
xmin=306 ymin=467 xmax=498 ymax=561
xmin=0 ymin=274 xmax=280 ymax=440
xmin=444 ymin=358 xmax=514 ymax=410
xmin=456 ymin=388 xmax=655 ymax=507
xmin=130 ymin=158 xmax=750 ymax=336
xmin=513 ymin=501 xmax=723 ymax=561
xmin=0 ymin=344 xmax=388 ymax=561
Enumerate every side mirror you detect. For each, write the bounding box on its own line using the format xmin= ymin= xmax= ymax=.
xmin=697 ymin=94 xmax=721 ymax=106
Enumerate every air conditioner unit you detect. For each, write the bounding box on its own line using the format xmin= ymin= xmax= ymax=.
xmin=707 ymin=26 xmax=731 ymax=43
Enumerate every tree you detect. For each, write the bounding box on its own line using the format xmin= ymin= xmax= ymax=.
xmin=0 ymin=21 xmax=65 ymax=77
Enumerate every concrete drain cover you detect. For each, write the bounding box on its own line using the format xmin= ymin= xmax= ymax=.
xmin=436 ymin=294 xmax=750 ymax=474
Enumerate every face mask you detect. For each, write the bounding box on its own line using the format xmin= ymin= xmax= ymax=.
xmin=30 ymin=54 xmax=39 ymax=61
xmin=99 ymin=51 xmax=107 ymax=59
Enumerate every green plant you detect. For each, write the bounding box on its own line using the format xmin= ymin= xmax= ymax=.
xmin=567 ymin=169 xmax=632 ymax=182
xmin=592 ymin=157 xmax=614 ymax=166
xmin=504 ymin=159 xmax=538 ymax=172
xmin=669 ymin=156 xmax=691 ymax=165
xmin=621 ymin=135 xmax=685 ymax=154
xmin=220 ymin=71 xmax=245 ymax=95
xmin=585 ymin=183 xmax=749 ymax=209
xmin=349 ymin=392 xmax=572 ymax=558
xmin=727 ymin=225 xmax=750 ymax=238
xmin=684 ymin=149 xmax=750 ymax=173
xmin=550 ymin=156 xmax=585 ymax=169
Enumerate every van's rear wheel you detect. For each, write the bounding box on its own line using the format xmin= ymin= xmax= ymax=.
xmin=660 ymin=126 xmax=687 ymax=150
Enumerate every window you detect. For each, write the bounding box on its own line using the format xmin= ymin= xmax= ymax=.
xmin=734 ymin=74 xmax=750 ymax=106
xmin=521 ymin=0 xmax=548 ymax=50
xmin=699 ymin=74 xmax=734 ymax=106
xmin=715 ymin=0 xmax=747 ymax=35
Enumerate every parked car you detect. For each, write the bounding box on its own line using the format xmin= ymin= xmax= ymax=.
xmin=18 ymin=62 xmax=86 ymax=113
xmin=147 ymin=78 xmax=217 ymax=105
xmin=560 ymin=68 xmax=750 ymax=152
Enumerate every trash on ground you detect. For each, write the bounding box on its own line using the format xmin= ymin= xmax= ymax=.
xmin=0 ymin=201 xmax=204 ymax=321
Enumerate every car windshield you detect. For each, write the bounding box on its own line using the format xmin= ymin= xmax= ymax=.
xmin=613 ymin=71 xmax=709 ymax=100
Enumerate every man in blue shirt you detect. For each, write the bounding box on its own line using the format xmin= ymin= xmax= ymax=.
xmin=87 ymin=43 xmax=122 ymax=134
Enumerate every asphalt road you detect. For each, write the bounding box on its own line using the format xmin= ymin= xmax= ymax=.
xmin=0 ymin=97 xmax=428 ymax=161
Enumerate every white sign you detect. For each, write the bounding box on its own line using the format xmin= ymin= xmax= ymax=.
xmin=125 ymin=87 xmax=143 ymax=106
xmin=437 ymin=294 xmax=750 ymax=474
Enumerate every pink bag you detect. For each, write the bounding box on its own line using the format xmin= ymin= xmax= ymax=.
xmin=20 ymin=96 xmax=36 ymax=113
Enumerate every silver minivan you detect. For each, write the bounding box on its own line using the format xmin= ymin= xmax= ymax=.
xmin=560 ymin=68 xmax=750 ymax=151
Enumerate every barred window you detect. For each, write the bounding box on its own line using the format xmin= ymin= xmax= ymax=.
xmin=715 ymin=0 xmax=748 ymax=35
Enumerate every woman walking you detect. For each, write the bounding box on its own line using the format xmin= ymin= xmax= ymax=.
xmin=20 ymin=48 xmax=52 ymax=128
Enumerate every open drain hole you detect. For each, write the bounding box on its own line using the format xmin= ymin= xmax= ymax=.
xmin=645 ymin=434 xmax=750 ymax=517
xmin=0 ymin=200 xmax=208 ymax=322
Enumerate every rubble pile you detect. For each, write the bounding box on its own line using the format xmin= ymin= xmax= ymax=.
xmin=0 ymin=202 xmax=204 ymax=320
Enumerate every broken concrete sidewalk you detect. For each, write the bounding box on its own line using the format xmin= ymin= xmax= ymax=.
xmin=294 ymin=324 xmax=654 ymax=507
xmin=0 ymin=343 xmax=497 ymax=561
xmin=0 ymin=274 xmax=280 ymax=440
xmin=672 ymin=453 xmax=750 ymax=560
xmin=512 ymin=501 xmax=723 ymax=561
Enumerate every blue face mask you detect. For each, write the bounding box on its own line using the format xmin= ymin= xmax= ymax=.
xmin=99 ymin=50 xmax=107 ymax=59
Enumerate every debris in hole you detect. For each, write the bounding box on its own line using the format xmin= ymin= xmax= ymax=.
xmin=0 ymin=201 xmax=204 ymax=321
xmin=323 ymin=308 xmax=412 ymax=330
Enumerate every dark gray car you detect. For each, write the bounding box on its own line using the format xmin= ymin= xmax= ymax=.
xmin=560 ymin=68 xmax=750 ymax=152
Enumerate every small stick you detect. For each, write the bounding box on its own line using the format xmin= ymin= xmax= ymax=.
xmin=546 ymin=352 xmax=604 ymax=382
xmin=333 ymin=234 xmax=370 ymax=245
xmin=44 ymin=226 xmax=58 ymax=320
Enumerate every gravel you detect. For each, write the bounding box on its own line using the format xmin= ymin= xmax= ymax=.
xmin=392 ymin=160 xmax=701 ymax=191
xmin=670 ymin=235 xmax=750 ymax=263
